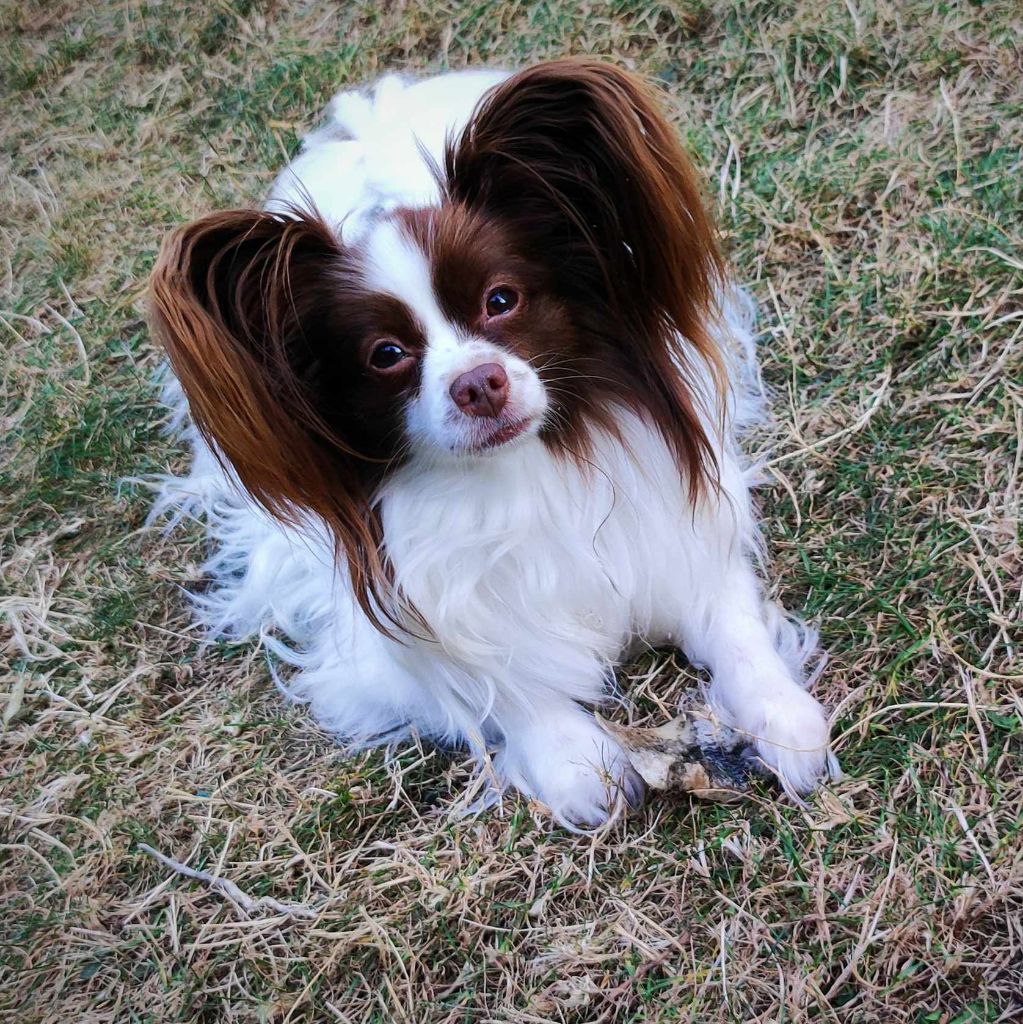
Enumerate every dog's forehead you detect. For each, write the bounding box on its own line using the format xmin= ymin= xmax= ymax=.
xmin=361 ymin=207 xmax=511 ymax=337
xmin=361 ymin=216 xmax=451 ymax=343
xmin=401 ymin=205 xmax=530 ymax=327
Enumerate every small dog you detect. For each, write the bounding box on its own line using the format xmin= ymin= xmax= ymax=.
xmin=150 ymin=59 xmax=833 ymax=826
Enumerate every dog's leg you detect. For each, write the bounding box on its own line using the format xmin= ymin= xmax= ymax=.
xmin=679 ymin=557 xmax=831 ymax=795
xmin=296 ymin=621 xmax=641 ymax=825
xmin=491 ymin=698 xmax=644 ymax=828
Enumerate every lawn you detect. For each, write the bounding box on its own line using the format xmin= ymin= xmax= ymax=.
xmin=1 ymin=1 xmax=1021 ymax=1021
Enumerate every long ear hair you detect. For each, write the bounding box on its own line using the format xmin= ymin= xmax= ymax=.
xmin=445 ymin=58 xmax=725 ymax=499
xmin=149 ymin=209 xmax=398 ymax=635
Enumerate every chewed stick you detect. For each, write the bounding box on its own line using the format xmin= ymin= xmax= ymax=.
xmin=597 ymin=692 xmax=768 ymax=803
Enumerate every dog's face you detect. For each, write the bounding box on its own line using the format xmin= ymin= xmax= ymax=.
xmin=150 ymin=59 xmax=724 ymax=630
xmin=355 ymin=208 xmax=554 ymax=460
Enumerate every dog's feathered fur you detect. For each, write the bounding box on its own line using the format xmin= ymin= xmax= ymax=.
xmin=150 ymin=60 xmax=834 ymax=826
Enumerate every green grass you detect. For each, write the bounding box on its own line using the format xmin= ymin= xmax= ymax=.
xmin=2 ymin=0 xmax=1021 ymax=1021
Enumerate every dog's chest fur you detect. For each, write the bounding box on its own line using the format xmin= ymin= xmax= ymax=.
xmin=379 ymin=413 xmax=704 ymax=682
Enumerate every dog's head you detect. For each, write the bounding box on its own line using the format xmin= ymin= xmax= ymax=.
xmin=150 ymin=59 xmax=724 ymax=630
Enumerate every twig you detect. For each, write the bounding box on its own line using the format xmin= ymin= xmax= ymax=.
xmin=45 ymin=304 xmax=90 ymax=386
xmin=830 ymin=699 xmax=1005 ymax=749
xmin=948 ymin=803 xmax=997 ymax=886
xmin=138 ymin=843 xmax=319 ymax=920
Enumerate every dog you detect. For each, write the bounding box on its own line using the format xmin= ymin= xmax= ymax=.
xmin=150 ymin=59 xmax=834 ymax=827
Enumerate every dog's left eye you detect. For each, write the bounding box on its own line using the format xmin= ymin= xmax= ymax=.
xmin=485 ymin=287 xmax=518 ymax=318
xmin=368 ymin=341 xmax=408 ymax=370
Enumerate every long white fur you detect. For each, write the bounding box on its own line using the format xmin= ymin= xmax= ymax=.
xmin=152 ymin=70 xmax=833 ymax=826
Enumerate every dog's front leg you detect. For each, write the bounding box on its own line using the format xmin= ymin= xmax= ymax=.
xmin=490 ymin=697 xmax=644 ymax=829
xmin=679 ymin=559 xmax=832 ymax=796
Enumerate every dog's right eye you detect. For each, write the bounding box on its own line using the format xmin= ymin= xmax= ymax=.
xmin=485 ymin=287 xmax=518 ymax=318
xmin=368 ymin=341 xmax=408 ymax=370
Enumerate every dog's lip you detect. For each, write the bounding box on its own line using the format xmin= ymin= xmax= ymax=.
xmin=476 ymin=416 xmax=533 ymax=450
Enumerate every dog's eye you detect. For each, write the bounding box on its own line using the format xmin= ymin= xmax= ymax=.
xmin=368 ymin=341 xmax=408 ymax=370
xmin=485 ymin=287 xmax=518 ymax=318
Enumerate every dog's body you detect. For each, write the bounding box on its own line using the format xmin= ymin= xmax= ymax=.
xmin=152 ymin=64 xmax=833 ymax=825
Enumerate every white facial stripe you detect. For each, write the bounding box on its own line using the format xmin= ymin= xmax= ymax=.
xmin=363 ymin=218 xmax=453 ymax=345
xmin=362 ymin=216 xmax=549 ymax=458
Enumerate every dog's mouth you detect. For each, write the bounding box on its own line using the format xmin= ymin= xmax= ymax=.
xmin=474 ymin=416 xmax=533 ymax=452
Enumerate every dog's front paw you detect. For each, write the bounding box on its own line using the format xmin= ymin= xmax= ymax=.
xmin=747 ymin=686 xmax=832 ymax=796
xmin=498 ymin=710 xmax=644 ymax=828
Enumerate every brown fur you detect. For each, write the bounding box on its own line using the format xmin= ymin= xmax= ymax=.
xmin=149 ymin=210 xmax=408 ymax=635
xmin=445 ymin=58 xmax=726 ymax=498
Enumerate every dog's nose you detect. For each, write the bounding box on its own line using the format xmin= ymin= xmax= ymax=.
xmin=449 ymin=362 xmax=509 ymax=418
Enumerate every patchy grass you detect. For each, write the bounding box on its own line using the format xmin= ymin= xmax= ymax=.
xmin=2 ymin=1 xmax=1021 ymax=1021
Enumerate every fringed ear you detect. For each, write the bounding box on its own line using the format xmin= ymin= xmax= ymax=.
xmin=446 ymin=58 xmax=725 ymax=498
xmin=148 ymin=210 xmax=397 ymax=635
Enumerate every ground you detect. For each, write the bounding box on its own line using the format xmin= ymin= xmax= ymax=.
xmin=1 ymin=1 xmax=1021 ymax=1021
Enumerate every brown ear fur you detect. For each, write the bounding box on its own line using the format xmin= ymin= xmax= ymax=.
xmin=446 ymin=58 xmax=725 ymax=499
xmin=149 ymin=210 xmax=397 ymax=634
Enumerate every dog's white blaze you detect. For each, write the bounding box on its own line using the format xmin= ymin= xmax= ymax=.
xmin=363 ymin=219 xmax=452 ymax=345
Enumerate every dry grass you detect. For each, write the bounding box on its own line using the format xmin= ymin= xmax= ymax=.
xmin=2 ymin=1 xmax=1021 ymax=1021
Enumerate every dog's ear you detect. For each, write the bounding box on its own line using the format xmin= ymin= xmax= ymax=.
xmin=446 ymin=59 xmax=724 ymax=496
xmin=149 ymin=210 xmax=395 ymax=633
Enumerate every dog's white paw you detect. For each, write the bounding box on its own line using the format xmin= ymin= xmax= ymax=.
xmin=498 ymin=710 xmax=644 ymax=828
xmin=747 ymin=686 xmax=832 ymax=796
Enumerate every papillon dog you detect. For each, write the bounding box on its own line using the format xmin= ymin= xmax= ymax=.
xmin=150 ymin=59 xmax=834 ymax=826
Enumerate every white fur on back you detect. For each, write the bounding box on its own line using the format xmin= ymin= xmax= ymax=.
xmin=266 ymin=70 xmax=508 ymax=238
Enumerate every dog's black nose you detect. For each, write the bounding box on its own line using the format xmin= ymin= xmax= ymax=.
xmin=449 ymin=362 xmax=509 ymax=418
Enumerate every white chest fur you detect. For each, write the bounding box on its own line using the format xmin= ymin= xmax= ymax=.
xmin=378 ymin=411 xmax=722 ymax=706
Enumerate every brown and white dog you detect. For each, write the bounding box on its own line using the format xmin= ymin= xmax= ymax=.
xmin=150 ymin=60 xmax=834 ymax=827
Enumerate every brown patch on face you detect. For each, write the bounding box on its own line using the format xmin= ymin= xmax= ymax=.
xmin=444 ymin=58 xmax=727 ymax=499
xmin=395 ymin=204 xmax=636 ymax=456
xmin=397 ymin=203 xmax=573 ymax=357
